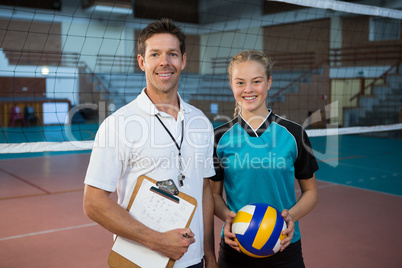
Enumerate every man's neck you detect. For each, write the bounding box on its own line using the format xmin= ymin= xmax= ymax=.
xmin=145 ymin=88 xmax=180 ymax=119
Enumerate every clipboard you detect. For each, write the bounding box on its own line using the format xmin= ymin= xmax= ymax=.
xmin=108 ymin=175 xmax=198 ymax=268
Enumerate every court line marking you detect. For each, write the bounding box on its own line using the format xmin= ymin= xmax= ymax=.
xmin=296 ymin=181 xmax=339 ymax=193
xmin=0 ymin=167 xmax=50 ymax=194
xmin=296 ymin=181 xmax=401 ymax=198
xmin=0 ymin=188 xmax=84 ymax=201
xmin=337 ymin=161 xmax=401 ymax=173
xmin=332 ymin=182 xmax=402 ymax=198
xmin=314 ymin=179 xmax=402 ymax=198
xmin=0 ymin=223 xmax=98 ymax=241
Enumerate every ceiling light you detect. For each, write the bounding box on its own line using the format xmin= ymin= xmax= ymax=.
xmin=86 ymin=5 xmax=132 ymax=15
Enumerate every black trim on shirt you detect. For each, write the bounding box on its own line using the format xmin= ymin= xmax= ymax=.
xmin=210 ymin=113 xmax=319 ymax=182
xmin=238 ymin=115 xmax=271 ymax=137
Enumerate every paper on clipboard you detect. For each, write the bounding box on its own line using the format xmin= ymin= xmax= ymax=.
xmin=111 ymin=178 xmax=196 ymax=268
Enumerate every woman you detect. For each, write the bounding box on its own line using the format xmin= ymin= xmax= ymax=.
xmin=210 ymin=50 xmax=319 ymax=268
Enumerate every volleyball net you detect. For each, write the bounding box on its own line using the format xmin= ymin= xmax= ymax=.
xmin=0 ymin=0 xmax=401 ymax=154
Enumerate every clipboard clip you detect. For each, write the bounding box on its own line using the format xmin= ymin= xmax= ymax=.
xmin=149 ymin=179 xmax=180 ymax=204
xmin=156 ymin=179 xmax=179 ymax=196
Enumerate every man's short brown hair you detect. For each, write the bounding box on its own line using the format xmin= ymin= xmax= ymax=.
xmin=137 ymin=18 xmax=186 ymax=58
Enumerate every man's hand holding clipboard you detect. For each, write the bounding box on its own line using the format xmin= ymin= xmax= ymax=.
xmin=108 ymin=175 xmax=198 ymax=268
xmin=152 ymin=228 xmax=195 ymax=261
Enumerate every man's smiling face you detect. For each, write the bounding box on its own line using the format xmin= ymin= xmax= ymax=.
xmin=138 ymin=33 xmax=187 ymax=96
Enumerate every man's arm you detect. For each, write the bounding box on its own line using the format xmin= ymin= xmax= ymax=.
xmin=202 ymin=178 xmax=218 ymax=267
xmin=83 ymin=184 xmax=195 ymax=260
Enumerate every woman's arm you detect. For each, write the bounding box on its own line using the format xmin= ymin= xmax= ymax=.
xmin=290 ymin=174 xmax=318 ymax=222
xmin=280 ymin=174 xmax=318 ymax=251
xmin=210 ymin=180 xmax=240 ymax=252
xmin=210 ymin=180 xmax=229 ymax=221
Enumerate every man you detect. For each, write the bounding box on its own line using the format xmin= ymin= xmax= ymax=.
xmin=83 ymin=18 xmax=217 ymax=268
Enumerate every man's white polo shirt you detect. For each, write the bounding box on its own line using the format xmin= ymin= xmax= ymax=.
xmin=84 ymin=88 xmax=215 ymax=267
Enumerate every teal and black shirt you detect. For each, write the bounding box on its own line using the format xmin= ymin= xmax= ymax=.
xmin=211 ymin=111 xmax=319 ymax=243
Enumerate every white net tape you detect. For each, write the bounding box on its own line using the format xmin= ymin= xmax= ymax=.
xmin=1 ymin=123 xmax=401 ymax=154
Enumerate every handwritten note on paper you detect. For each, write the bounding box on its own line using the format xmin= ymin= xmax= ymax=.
xmin=111 ymin=178 xmax=196 ymax=268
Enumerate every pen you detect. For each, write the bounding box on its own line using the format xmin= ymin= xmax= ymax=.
xmin=183 ymin=233 xmax=189 ymax=238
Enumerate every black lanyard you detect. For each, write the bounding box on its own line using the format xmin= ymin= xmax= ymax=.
xmin=155 ymin=113 xmax=186 ymax=186
xmin=155 ymin=114 xmax=184 ymax=154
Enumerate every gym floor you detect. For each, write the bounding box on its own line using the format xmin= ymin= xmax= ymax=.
xmin=0 ymin=134 xmax=401 ymax=267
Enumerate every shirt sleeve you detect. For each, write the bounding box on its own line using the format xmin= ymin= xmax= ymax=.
xmin=294 ymin=129 xmax=319 ymax=180
xmin=203 ymin=121 xmax=217 ymax=178
xmin=209 ymin=127 xmax=225 ymax=181
xmin=84 ymin=116 xmax=125 ymax=192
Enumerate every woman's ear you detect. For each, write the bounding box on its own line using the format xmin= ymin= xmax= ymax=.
xmin=267 ymin=76 xmax=273 ymax=91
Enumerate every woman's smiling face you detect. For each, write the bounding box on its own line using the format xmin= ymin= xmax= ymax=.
xmin=230 ymin=60 xmax=272 ymax=119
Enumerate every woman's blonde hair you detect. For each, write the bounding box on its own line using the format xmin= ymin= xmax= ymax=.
xmin=228 ymin=50 xmax=274 ymax=117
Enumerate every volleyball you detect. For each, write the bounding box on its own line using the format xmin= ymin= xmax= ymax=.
xmin=232 ymin=203 xmax=287 ymax=258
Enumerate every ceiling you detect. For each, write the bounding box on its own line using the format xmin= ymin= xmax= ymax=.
xmin=0 ymin=0 xmax=400 ymax=26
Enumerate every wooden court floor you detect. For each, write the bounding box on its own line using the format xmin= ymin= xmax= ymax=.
xmin=0 ymin=150 xmax=401 ymax=268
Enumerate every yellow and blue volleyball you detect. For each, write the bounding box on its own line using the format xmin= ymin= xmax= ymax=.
xmin=232 ymin=203 xmax=287 ymax=258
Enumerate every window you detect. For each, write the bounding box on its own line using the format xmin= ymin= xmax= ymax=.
xmin=369 ymin=17 xmax=400 ymax=41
